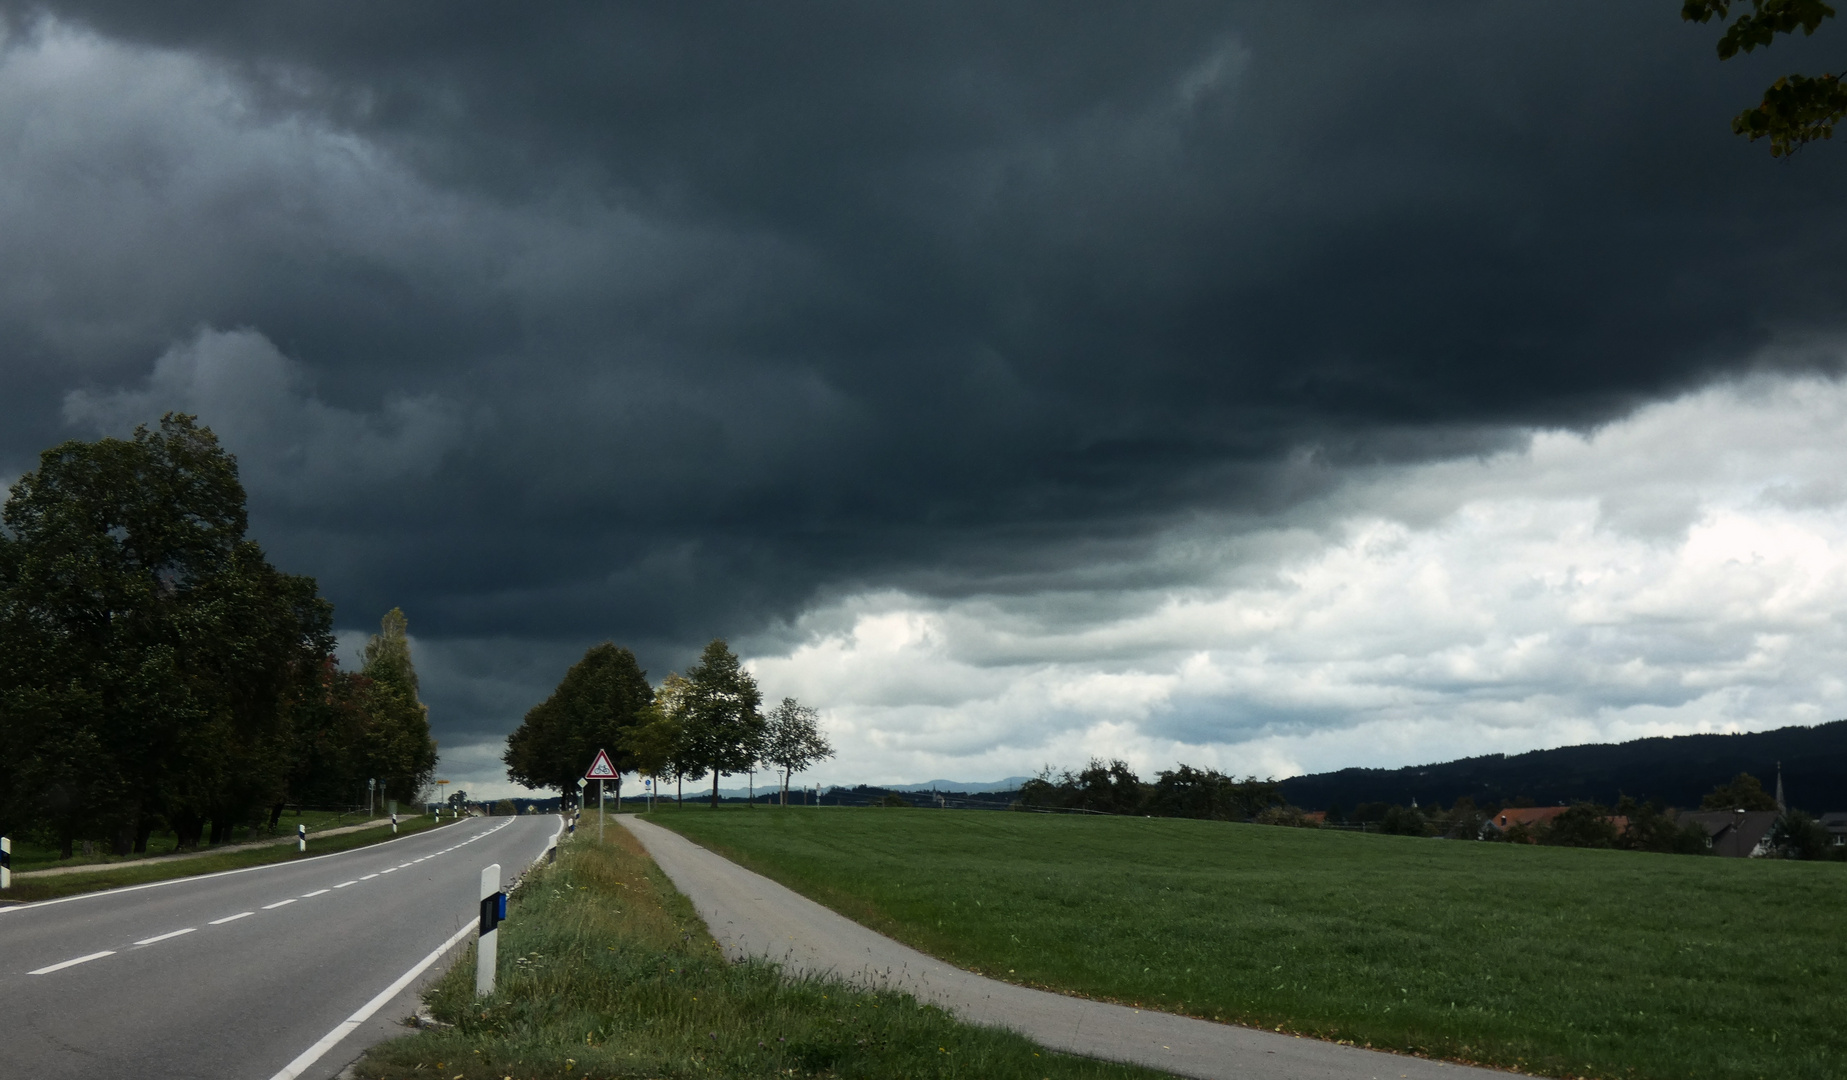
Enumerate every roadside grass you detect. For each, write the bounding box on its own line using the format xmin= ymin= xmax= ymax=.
xmin=5 ymin=808 xmax=420 ymax=872
xmin=652 ymin=807 xmax=1847 ymax=1080
xmin=355 ymin=826 xmax=1173 ymax=1080
xmin=0 ymin=814 xmax=459 ymax=903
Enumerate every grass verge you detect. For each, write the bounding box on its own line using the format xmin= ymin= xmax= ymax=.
xmin=355 ymin=826 xmax=1173 ymax=1080
xmin=4 ymin=808 xmax=407 ymax=872
xmin=0 ymin=814 xmax=458 ymax=903
xmin=652 ymin=806 xmax=1847 ymax=1080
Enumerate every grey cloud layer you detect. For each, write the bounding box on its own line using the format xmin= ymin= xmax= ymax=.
xmin=5 ymin=2 xmax=1847 ymax=766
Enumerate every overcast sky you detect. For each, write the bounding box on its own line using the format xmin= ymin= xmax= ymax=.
xmin=5 ymin=2 xmax=1847 ymax=799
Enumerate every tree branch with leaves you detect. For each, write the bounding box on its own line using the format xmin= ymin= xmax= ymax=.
xmin=1685 ymin=0 xmax=1846 ymax=155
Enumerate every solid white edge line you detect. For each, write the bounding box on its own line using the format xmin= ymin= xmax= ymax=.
xmin=133 ymin=927 xmax=196 ymax=946
xmin=265 ymin=919 xmax=476 ymax=1080
xmin=209 ymin=911 xmax=253 ymax=925
xmin=266 ymin=814 xmax=561 ymax=1080
xmin=28 ymin=949 xmax=115 ymax=975
xmin=0 ymin=817 xmax=470 ymax=915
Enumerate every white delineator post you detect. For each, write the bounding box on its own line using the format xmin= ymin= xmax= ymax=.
xmin=297 ymin=824 xmax=306 ymax=852
xmin=391 ymin=812 xmax=398 ymax=835
xmin=1 ymin=835 xmax=11 ymax=890
xmin=476 ymin=863 xmax=503 ymax=996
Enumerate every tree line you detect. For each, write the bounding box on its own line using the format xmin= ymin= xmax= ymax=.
xmin=503 ymin=639 xmax=831 ymax=806
xmin=1018 ymin=759 xmax=1841 ymax=860
xmin=0 ymin=416 xmax=437 ymax=857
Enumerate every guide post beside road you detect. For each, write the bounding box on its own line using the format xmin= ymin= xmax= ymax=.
xmin=477 ymin=862 xmax=505 ymax=996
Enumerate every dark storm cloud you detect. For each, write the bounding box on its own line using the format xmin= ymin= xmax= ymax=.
xmin=4 ymin=1 xmax=1847 ymax=748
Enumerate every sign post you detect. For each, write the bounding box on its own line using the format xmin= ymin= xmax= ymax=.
xmin=585 ymin=748 xmax=618 ymax=843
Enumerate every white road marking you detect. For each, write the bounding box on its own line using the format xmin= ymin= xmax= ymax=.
xmin=266 ymin=920 xmax=474 ymax=1080
xmin=29 ymin=950 xmax=115 ymax=975
xmin=333 ymin=880 xmax=357 ymax=888
xmin=209 ymin=912 xmax=253 ymax=925
xmin=380 ymin=868 xmax=396 ymax=874
xmin=132 ymin=928 xmax=195 ymax=946
xmin=263 ymin=899 xmax=298 ymax=909
xmin=268 ymin=814 xmax=551 ymax=1080
xmin=360 ymin=874 xmax=379 ymax=880
xmin=301 ymin=889 xmax=329 ymax=897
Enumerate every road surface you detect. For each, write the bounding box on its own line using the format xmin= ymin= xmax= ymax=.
xmin=621 ymin=814 xmax=1509 ymax=1080
xmin=0 ymin=813 xmax=561 ymax=1080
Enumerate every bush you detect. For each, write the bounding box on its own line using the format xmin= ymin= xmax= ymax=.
xmin=1540 ymin=802 xmax=1620 ymax=849
xmin=1377 ymin=805 xmax=1428 ymax=836
xmin=1253 ymin=805 xmax=1319 ymax=828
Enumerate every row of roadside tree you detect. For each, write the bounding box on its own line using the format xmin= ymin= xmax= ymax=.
xmin=0 ymin=416 xmax=438 ymax=857
xmin=503 ymin=639 xmax=831 ymax=806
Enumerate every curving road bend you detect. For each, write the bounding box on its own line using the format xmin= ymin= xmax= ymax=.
xmin=0 ymin=813 xmax=561 ymax=1080
xmin=621 ymin=814 xmax=1510 ymax=1080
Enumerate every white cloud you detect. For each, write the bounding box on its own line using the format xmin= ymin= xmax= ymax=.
xmin=747 ymin=373 xmax=1847 ymax=787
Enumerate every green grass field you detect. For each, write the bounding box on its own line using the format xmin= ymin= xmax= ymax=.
xmin=652 ymin=807 xmax=1847 ymax=1080
xmin=357 ymin=827 xmax=1172 ymax=1080
xmin=5 ymin=808 xmax=413 ymax=872
xmin=0 ymin=814 xmax=459 ymax=903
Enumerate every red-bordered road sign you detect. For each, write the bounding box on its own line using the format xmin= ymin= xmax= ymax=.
xmin=585 ymin=749 xmax=618 ymax=779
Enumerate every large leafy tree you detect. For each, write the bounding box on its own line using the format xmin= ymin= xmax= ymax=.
xmin=1700 ymin=771 xmax=1780 ymax=810
xmin=1684 ymin=0 xmax=1846 ymax=155
xmin=356 ymin=607 xmax=440 ymax=805
xmin=761 ymin=698 xmax=833 ymax=805
xmin=674 ymin=639 xmax=765 ymax=807
xmin=504 ymin=642 xmax=653 ymax=803
xmin=0 ymin=415 xmax=334 ymax=854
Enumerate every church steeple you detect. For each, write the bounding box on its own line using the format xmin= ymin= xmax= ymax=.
xmin=1775 ymin=761 xmax=1786 ymax=813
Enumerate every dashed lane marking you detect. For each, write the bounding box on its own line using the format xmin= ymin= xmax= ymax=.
xmin=209 ymin=912 xmax=253 ymax=925
xmin=301 ymin=889 xmax=329 ymax=897
xmin=29 ymin=951 xmax=115 ymax=975
xmin=133 ymin=928 xmax=195 ymax=946
xmin=263 ymin=899 xmax=298 ymax=909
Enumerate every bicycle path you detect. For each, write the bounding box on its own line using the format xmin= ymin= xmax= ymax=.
xmin=619 ymin=814 xmax=1509 ymax=1080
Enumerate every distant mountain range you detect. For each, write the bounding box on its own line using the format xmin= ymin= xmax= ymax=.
xmin=1276 ymin=721 xmax=1847 ymax=812
xmin=878 ymin=777 xmax=1032 ymax=794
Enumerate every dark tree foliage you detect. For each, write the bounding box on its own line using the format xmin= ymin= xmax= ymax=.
xmin=1018 ymin=760 xmax=1283 ymax=821
xmin=1683 ymin=0 xmax=1846 ymax=155
xmin=1771 ymin=810 xmax=1834 ymax=858
xmin=1701 ymin=771 xmax=1781 ymax=811
xmin=1018 ymin=759 xmax=1145 ymax=815
xmin=1540 ymin=802 xmax=1622 ymax=849
xmin=356 ymin=608 xmax=440 ymax=805
xmin=1276 ymin=722 xmax=1846 ymax=813
xmin=504 ymin=642 xmax=653 ymax=801
xmin=1614 ymin=797 xmax=1715 ymax=855
xmin=674 ymin=639 xmax=765 ymax=808
xmin=0 ymin=415 xmax=335 ymax=854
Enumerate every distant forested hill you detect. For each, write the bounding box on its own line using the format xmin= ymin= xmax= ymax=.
xmin=1277 ymin=721 xmax=1847 ymax=812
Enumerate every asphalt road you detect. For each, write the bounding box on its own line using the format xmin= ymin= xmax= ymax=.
xmin=0 ymin=813 xmax=562 ymax=1080
xmin=622 ymin=815 xmax=1509 ymax=1080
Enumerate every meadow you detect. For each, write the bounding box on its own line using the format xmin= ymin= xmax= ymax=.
xmin=358 ymin=826 xmax=1170 ymax=1080
xmin=654 ymin=806 xmax=1847 ymax=1080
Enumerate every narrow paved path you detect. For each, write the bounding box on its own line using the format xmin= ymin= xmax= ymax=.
xmin=621 ymin=815 xmax=1508 ymax=1080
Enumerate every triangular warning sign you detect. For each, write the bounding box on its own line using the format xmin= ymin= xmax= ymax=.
xmin=585 ymin=749 xmax=618 ymax=779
